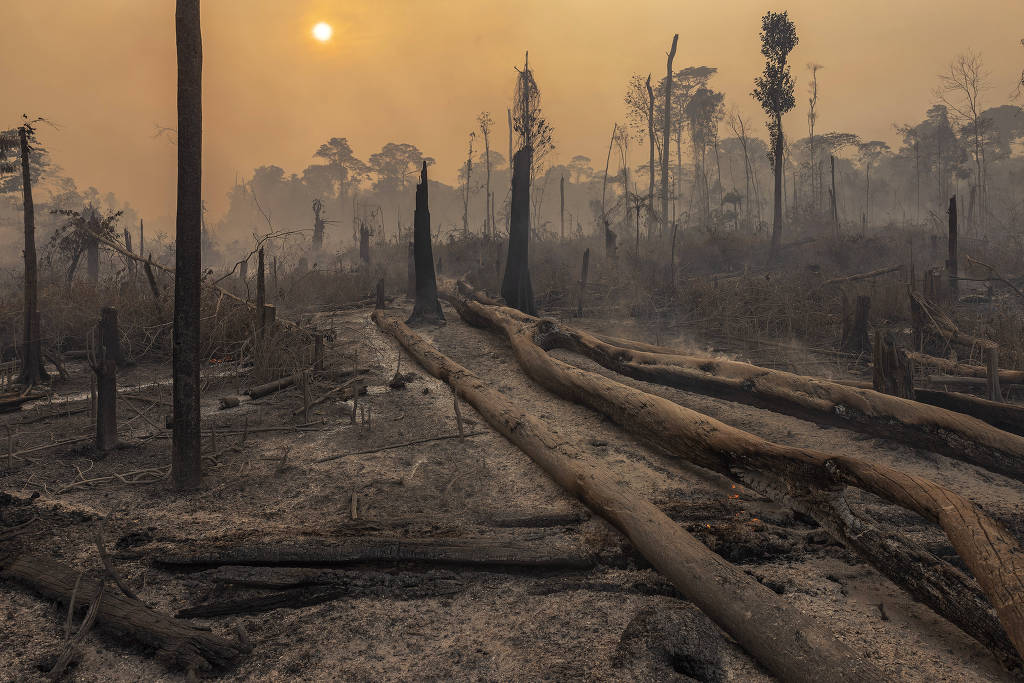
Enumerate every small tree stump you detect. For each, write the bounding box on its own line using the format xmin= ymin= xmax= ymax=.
xmin=94 ymin=307 xmax=119 ymax=451
xmin=987 ymin=346 xmax=1002 ymax=403
xmin=842 ymin=294 xmax=871 ymax=353
xmin=872 ymin=330 xmax=915 ymax=399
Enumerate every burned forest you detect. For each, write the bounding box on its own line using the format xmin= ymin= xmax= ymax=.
xmin=7 ymin=2 xmax=1024 ymax=680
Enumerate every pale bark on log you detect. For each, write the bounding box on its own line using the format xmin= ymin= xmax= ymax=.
xmin=371 ymin=309 xmax=882 ymax=682
xmin=1 ymin=553 xmax=247 ymax=673
xmin=446 ymin=295 xmax=1024 ymax=664
xmin=908 ymin=351 xmax=1024 ymax=384
xmin=535 ymin=310 xmax=1024 ymax=484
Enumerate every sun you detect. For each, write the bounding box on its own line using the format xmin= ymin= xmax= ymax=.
xmin=312 ymin=22 xmax=333 ymax=42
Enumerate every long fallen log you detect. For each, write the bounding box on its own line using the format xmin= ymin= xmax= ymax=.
xmin=447 ymin=295 xmax=1024 ymax=668
xmin=154 ymin=537 xmax=594 ymax=570
xmin=909 ymin=351 xmax=1024 ymax=384
xmin=473 ymin=292 xmax=1024 ymax=484
xmin=821 ymin=264 xmax=904 ymax=286
xmin=371 ymin=310 xmax=882 ymax=682
xmin=1 ymin=553 xmax=247 ymax=673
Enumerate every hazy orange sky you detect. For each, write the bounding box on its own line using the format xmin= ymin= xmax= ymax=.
xmin=6 ymin=0 xmax=1024 ymax=224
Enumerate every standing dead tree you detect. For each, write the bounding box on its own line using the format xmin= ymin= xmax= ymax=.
xmin=172 ymin=0 xmax=203 ymax=491
xmin=661 ymin=36 xmax=678 ymax=237
xmin=15 ymin=123 xmax=47 ymax=387
xmin=478 ymin=112 xmax=495 ymax=237
xmin=92 ymin=307 xmax=119 ymax=451
xmin=311 ymin=198 xmax=325 ymax=253
xmin=408 ymin=162 xmax=444 ymax=324
xmin=501 ymin=52 xmax=549 ymax=315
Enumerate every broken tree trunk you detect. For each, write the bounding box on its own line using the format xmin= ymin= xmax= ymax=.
xmin=987 ymin=346 xmax=1002 ymax=403
xmin=500 ymin=147 xmax=536 ymax=315
xmin=408 ymin=162 xmax=444 ymax=324
xmin=907 ymin=351 xmax=1024 ymax=384
xmin=1 ymin=553 xmax=247 ymax=673
xmin=872 ymin=330 xmax=914 ymax=399
xmin=406 ymin=242 xmax=415 ymax=299
xmin=371 ymin=309 xmax=882 ymax=682
xmin=841 ymin=294 xmax=871 ymax=353
xmin=359 ymin=224 xmax=370 ymax=263
xmin=144 ymin=255 xmax=161 ymax=300
xmin=255 ymin=247 xmax=266 ymax=337
xmin=18 ymin=126 xmax=46 ymax=387
xmin=576 ymin=248 xmax=590 ymax=318
xmin=100 ymin=306 xmax=128 ymax=368
xmin=446 ymin=294 xmax=1024 ymax=663
xmin=948 ymin=195 xmax=959 ymax=298
xmin=246 ymin=374 xmax=296 ymax=399
xmin=172 ymin=0 xmax=204 ymax=491
xmin=94 ymin=307 xmax=119 ymax=452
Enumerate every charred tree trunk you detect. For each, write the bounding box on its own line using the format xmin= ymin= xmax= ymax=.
xmin=94 ymin=307 xmax=119 ymax=452
xmin=17 ymin=126 xmax=46 ymax=387
xmin=500 ymin=147 xmax=535 ymax=315
xmin=559 ymin=175 xmax=565 ymax=241
xmin=359 ymin=225 xmax=370 ymax=263
xmin=769 ymin=113 xmax=785 ymax=264
xmin=312 ymin=199 xmax=324 ymax=253
xmin=100 ymin=306 xmax=128 ymax=368
xmin=947 ymin=195 xmax=958 ymax=299
xmin=255 ymin=247 xmax=266 ymax=337
xmin=576 ymin=248 xmax=589 ymax=318
xmin=1 ymin=553 xmax=247 ymax=673
xmin=372 ymin=309 xmax=883 ymax=682
xmin=841 ymin=294 xmax=871 ymax=353
xmin=661 ymin=35 xmax=678 ymax=237
xmin=144 ymin=255 xmax=161 ymax=301
xmin=406 ymin=242 xmax=416 ymax=299
xmin=646 ymin=74 xmax=656 ymax=234
xmin=830 ymin=154 xmax=839 ymax=235
xmin=407 ymin=162 xmax=444 ymax=324
xmin=604 ymin=221 xmax=617 ymax=261
xmin=872 ymin=330 xmax=914 ymax=399
xmin=139 ymin=218 xmax=144 ymax=257
xmin=172 ymin=0 xmax=203 ymax=491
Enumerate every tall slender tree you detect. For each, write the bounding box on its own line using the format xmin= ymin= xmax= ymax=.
xmin=661 ymin=35 xmax=678 ymax=236
xmin=645 ymin=75 xmax=656 ymax=231
xmin=478 ymin=112 xmax=494 ymax=236
xmin=172 ymin=0 xmax=203 ymax=490
xmin=752 ymin=11 xmax=798 ymax=264
xmin=17 ymin=123 xmax=46 ymax=386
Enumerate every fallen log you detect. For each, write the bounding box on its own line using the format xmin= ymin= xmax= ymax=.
xmin=154 ymin=537 xmax=594 ymax=570
xmin=447 ymin=295 xmax=1024 ymax=668
xmin=908 ymin=351 xmax=1024 ymax=384
xmin=821 ymin=264 xmax=904 ymax=287
xmin=927 ymin=374 xmax=1024 ymax=389
xmin=245 ymin=374 xmax=296 ymax=399
xmin=452 ymin=288 xmax=1024 ymax=484
xmin=912 ymin=388 xmax=1024 ymax=437
xmin=1 ymin=553 xmax=247 ymax=673
xmin=371 ymin=310 xmax=882 ymax=682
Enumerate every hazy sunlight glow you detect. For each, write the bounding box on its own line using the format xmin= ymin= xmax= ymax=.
xmin=312 ymin=22 xmax=332 ymax=42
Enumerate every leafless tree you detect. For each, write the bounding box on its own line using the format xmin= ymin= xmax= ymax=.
xmin=172 ymin=0 xmax=203 ymax=490
xmin=935 ymin=51 xmax=990 ymax=226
